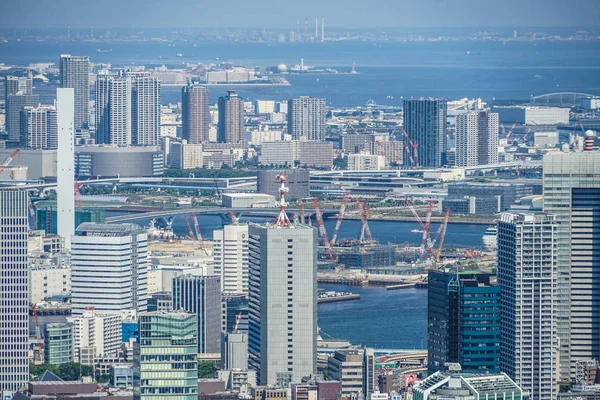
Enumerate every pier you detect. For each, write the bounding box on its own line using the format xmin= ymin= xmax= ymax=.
xmin=318 ymin=292 xmax=361 ymax=304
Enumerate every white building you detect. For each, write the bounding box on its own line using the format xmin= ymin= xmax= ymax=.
xmin=21 ymin=106 xmax=57 ymax=149
xmin=56 ymin=88 xmax=75 ymax=249
xmin=222 ymin=193 xmax=276 ymax=208
xmin=67 ymin=308 xmax=122 ymax=362
xmin=455 ymin=111 xmax=498 ymax=166
xmin=287 ymin=97 xmax=326 ymax=141
xmin=260 ymin=141 xmax=295 ymax=166
xmin=131 ymin=75 xmax=161 ymax=146
xmin=213 ymin=224 xmax=249 ymax=294
xmin=347 ymin=153 xmax=386 ymax=170
xmin=248 ymin=222 xmax=317 ymax=385
xmin=493 ymin=105 xmax=569 ymax=125
xmin=70 ymin=223 xmax=148 ymax=315
xmin=170 ymin=140 xmax=203 ymax=169
xmin=30 ymin=266 xmax=71 ymax=304
xmin=147 ymin=264 xmax=213 ymax=293
xmin=582 ymin=96 xmax=600 ymax=110
xmin=498 ymin=212 xmax=557 ymax=400
xmin=0 ymin=189 xmax=29 ymax=395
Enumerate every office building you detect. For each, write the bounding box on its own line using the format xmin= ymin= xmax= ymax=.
xmin=213 ymin=224 xmax=249 ymax=294
xmin=296 ymin=141 xmax=334 ymax=168
xmin=134 ymin=311 xmax=198 ymax=400
xmin=43 ymin=323 xmax=74 ymax=365
xmin=288 ymin=97 xmax=326 ymax=141
xmin=448 ymin=182 xmax=536 ymax=212
xmin=218 ymin=90 xmax=244 ymax=144
xmin=413 ymin=372 xmax=525 ymax=400
xmin=6 ymin=93 xmax=39 ymax=144
xmin=257 ymin=169 xmax=310 ymax=200
xmin=182 ymin=84 xmax=210 ymax=144
xmin=172 ymin=274 xmax=222 ymax=353
xmin=147 ymin=291 xmax=173 ymax=312
xmin=70 ymin=223 xmax=148 ymax=315
xmin=0 ymin=189 xmax=29 ymax=396
xmin=222 ymin=293 xmax=248 ymax=333
xmin=67 ymin=308 xmax=122 ymax=362
xmin=30 ymin=264 xmax=71 ymax=303
xmin=248 ymin=221 xmax=317 ymax=385
xmin=222 ymin=332 xmax=249 ymax=370
xmin=95 ymin=73 xmax=132 ymax=145
xmin=56 ymin=88 xmax=75 ymax=248
xmin=59 ymin=55 xmax=90 ymax=128
xmin=132 ymin=75 xmax=161 ymax=145
xmin=403 ymin=99 xmax=447 ymax=167
xmin=20 ymin=105 xmax=57 ymax=149
xmin=493 ymin=105 xmax=569 ymax=125
xmin=498 ymin=212 xmax=557 ymax=400
xmin=441 ymin=195 xmax=500 ymax=215
xmin=428 ymin=271 xmax=500 ymax=374
xmin=75 ymin=145 xmax=164 ymax=178
xmin=348 ymin=153 xmax=386 ymax=170
xmin=169 ymin=140 xmax=203 ymax=169
xmin=328 ymin=349 xmax=374 ymax=399
xmin=254 ymin=100 xmax=276 ymax=114
xmin=543 ymin=151 xmax=600 ymax=380
xmin=111 ymin=365 xmax=134 ymax=388
xmin=5 ymin=75 xmax=32 ymax=99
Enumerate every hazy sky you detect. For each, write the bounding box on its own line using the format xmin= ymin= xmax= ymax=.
xmin=2 ymin=0 xmax=599 ymax=29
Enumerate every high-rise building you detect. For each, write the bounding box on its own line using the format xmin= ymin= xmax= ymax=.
xmin=131 ymin=74 xmax=161 ymax=146
xmin=477 ymin=111 xmax=499 ymax=165
xmin=134 ymin=311 xmax=198 ymax=400
xmin=327 ymin=349 xmax=374 ymax=399
xmin=0 ymin=188 xmax=29 ymax=396
xmin=287 ymin=97 xmax=326 ymax=141
xmin=57 ymin=88 xmax=75 ymax=249
xmin=59 ymin=55 xmax=90 ymax=129
xmin=455 ymin=112 xmax=478 ymax=167
xmin=428 ymin=271 xmax=500 ymax=374
xmin=44 ymin=323 xmax=74 ymax=365
xmin=403 ymin=99 xmax=447 ymax=167
xmin=182 ymin=84 xmax=210 ymax=144
xmin=213 ymin=224 xmax=249 ymax=294
xmin=6 ymin=93 xmax=39 ymax=144
xmin=95 ymin=73 xmax=132 ymax=145
xmin=498 ymin=212 xmax=557 ymax=400
xmin=5 ymin=75 xmax=32 ymax=99
xmin=67 ymin=308 xmax=122 ymax=362
xmin=218 ymin=90 xmax=244 ymax=144
xmin=70 ymin=223 xmax=148 ymax=315
xmin=172 ymin=274 xmax=221 ymax=353
xmin=248 ymin=221 xmax=317 ymax=385
xmin=222 ymin=332 xmax=249 ymax=370
xmin=542 ymin=150 xmax=600 ymax=380
xmin=20 ymin=105 xmax=57 ymax=149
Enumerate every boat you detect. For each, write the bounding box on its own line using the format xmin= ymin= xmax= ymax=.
xmin=411 ymin=229 xmax=424 ymax=234
xmin=177 ymin=53 xmax=183 ymax=57
xmin=482 ymin=226 xmax=497 ymax=250
xmin=96 ymin=48 xmax=112 ymax=53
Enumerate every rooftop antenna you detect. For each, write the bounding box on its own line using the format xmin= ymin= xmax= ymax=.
xmin=274 ymin=173 xmax=292 ymax=227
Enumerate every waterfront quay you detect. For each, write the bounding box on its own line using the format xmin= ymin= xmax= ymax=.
xmin=318 ymin=273 xmax=428 ymax=289
xmin=317 ymin=291 xmax=361 ymax=303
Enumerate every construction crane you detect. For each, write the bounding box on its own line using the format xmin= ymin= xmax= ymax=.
xmin=330 ymin=190 xmax=350 ymax=248
xmin=233 ymin=311 xmax=243 ymax=333
xmin=435 ymin=209 xmax=451 ymax=263
xmin=27 ymin=192 xmax=37 ymax=230
xmin=184 ymin=216 xmax=195 ymax=241
xmin=31 ymin=303 xmax=44 ymax=364
xmin=360 ymin=200 xmax=374 ymax=243
xmin=190 ymin=213 xmax=209 ymax=255
xmin=0 ymin=148 xmax=20 ymax=176
xmin=311 ymin=197 xmax=334 ymax=262
xmin=227 ymin=209 xmax=238 ymax=225
xmin=401 ymin=129 xmax=419 ymax=168
xmin=297 ymin=199 xmax=305 ymax=224
xmin=74 ymin=175 xmax=94 ymax=208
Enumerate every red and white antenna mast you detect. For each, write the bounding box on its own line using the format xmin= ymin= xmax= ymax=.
xmin=275 ymin=173 xmax=292 ymax=227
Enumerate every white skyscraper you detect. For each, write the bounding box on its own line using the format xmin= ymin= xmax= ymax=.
xmin=213 ymin=224 xmax=249 ymax=294
xmin=67 ymin=308 xmax=122 ymax=362
xmin=0 ymin=189 xmax=29 ymax=396
xmin=455 ymin=112 xmax=478 ymax=167
xmin=70 ymin=223 xmax=148 ymax=315
xmin=132 ymin=75 xmax=161 ymax=146
xmin=287 ymin=97 xmax=326 ymax=141
xmin=56 ymin=88 xmax=75 ymax=249
xmin=20 ymin=105 xmax=57 ymax=149
xmin=498 ymin=212 xmax=557 ymax=400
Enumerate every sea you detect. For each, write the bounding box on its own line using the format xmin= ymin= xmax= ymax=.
xmin=2 ymin=40 xmax=600 ymax=107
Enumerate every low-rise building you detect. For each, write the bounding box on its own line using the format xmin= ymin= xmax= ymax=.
xmin=74 ymin=145 xmax=164 ymax=177
xmin=67 ymin=308 xmax=122 ymax=363
xmin=30 ymin=265 xmax=71 ymax=304
xmin=492 ymin=105 xmax=569 ymax=125
xmin=347 ymin=153 xmax=386 ymax=171
xmin=222 ymin=193 xmax=275 ymax=208
xmin=111 ymin=365 xmax=134 ymax=388
xmin=169 ymin=140 xmax=203 ymax=169
xmin=44 ymin=323 xmax=74 ymax=365
xmin=412 ymin=371 xmax=526 ymax=400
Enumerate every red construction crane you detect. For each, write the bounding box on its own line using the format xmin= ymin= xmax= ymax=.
xmin=360 ymin=200 xmax=374 ymax=243
xmin=0 ymin=148 xmax=20 ymax=176
xmin=401 ymin=129 xmax=419 ymax=168
xmin=330 ymin=190 xmax=350 ymax=248
xmin=312 ymin=198 xmax=334 ymax=262
xmin=435 ymin=209 xmax=451 ymax=263
xmin=190 ymin=213 xmax=209 ymax=255
xmin=233 ymin=311 xmax=243 ymax=333
xmin=227 ymin=209 xmax=238 ymax=225
xmin=184 ymin=216 xmax=195 ymax=241
xmin=74 ymin=174 xmax=94 ymax=208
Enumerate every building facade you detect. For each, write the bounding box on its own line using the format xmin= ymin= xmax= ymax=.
xmin=413 ymin=372 xmax=525 ymax=400
xmin=71 ymin=223 xmax=148 ymax=315
xmin=0 ymin=189 xmax=29 ymax=395
xmin=403 ymin=99 xmax=447 ymax=167
xmin=169 ymin=141 xmax=203 ymax=169
xmin=257 ymin=169 xmax=310 ymax=200
xmin=95 ymin=73 xmax=132 ymax=145
xmin=5 ymin=76 xmax=32 ymax=99
xmin=543 ymin=151 xmax=600 ymax=381
xmin=132 ymin=75 xmax=161 ymax=146
xmin=134 ymin=312 xmax=198 ymax=400
xmin=59 ymin=55 xmax=90 ymax=129
xmin=67 ymin=308 xmax=122 ymax=362
xmin=455 ymin=112 xmax=478 ymax=167
xmin=498 ymin=212 xmax=557 ymax=400
xmin=287 ymin=97 xmax=326 ymax=141
xmin=44 ymin=323 xmax=74 ymax=365
xmin=213 ymin=224 xmax=249 ymax=294
xmin=6 ymin=93 xmax=39 ymax=144
xmin=75 ymin=145 xmax=164 ymax=177
xmin=218 ymin=90 xmax=244 ymax=144
xmin=20 ymin=105 xmax=57 ymax=149
xmin=248 ymin=223 xmax=317 ymax=385
xmin=182 ymin=84 xmax=210 ymax=144
xmin=172 ymin=274 xmax=222 ymax=353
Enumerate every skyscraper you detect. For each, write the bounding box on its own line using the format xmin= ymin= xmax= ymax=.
xmin=59 ymin=55 xmax=90 ymax=129
xmin=95 ymin=73 xmax=132 ymax=145
xmin=403 ymin=99 xmax=447 ymax=167
xmin=131 ymin=74 xmax=161 ymax=146
xmin=248 ymin=221 xmax=317 ymax=385
xmin=543 ymin=150 xmax=600 ymax=380
xmin=0 ymin=189 xmax=29 ymax=396
xmin=288 ymin=96 xmax=326 ymax=141
xmin=56 ymin=88 xmax=75 ymax=249
xmin=134 ymin=311 xmax=198 ymax=400
xmin=455 ymin=112 xmax=478 ymax=167
xmin=20 ymin=105 xmax=57 ymax=149
xmin=182 ymin=84 xmax=210 ymax=144
xmin=498 ymin=212 xmax=557 ymax=400
xmin=70 ymin=223 xmax=148 ymax=315
xmin=213 ymin=224 xmax=249 ymax=294
xmin=6 ymin=93 xmax=39 ymax=144
xmin=428 ymin=271 xmax=500 ymax=374
xmin=477 ymin=111 xmax=499 ymax=165
xmin=172 ymin=274 xmax=221 ymax=353
xmin=218 ymin=90 xmax=244 ymax=144
xmin=5 ymin=75 xmax=32 ymax=98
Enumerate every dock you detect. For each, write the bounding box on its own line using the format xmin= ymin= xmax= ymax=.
xmin=317 ymin=292 xmax=361 ymax=304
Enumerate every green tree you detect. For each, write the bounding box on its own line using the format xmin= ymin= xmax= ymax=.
xmin=30 ymin=363 xmax=58 ymax=378
xmin=197 ymin=360 xmax=219 ymax=378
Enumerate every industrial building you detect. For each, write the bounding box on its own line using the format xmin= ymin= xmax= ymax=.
xmin=222 ymin=193 xmax=275 ymax=208
xmin=447 ymin=182 xmax=536 ymax=211
xmin=441 ymin=195 xmax=500 ymax=215
xmin=413 ymin=372 xmax=526 ymax=400
xmin=74 ymin=145 xmax=164 ymax=177
xmin=492 ymin=105 xmax=569 ymax=125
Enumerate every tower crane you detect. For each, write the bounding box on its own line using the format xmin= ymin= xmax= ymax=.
xmin=330 ymin=189 xmax=350 ymax=248
xmin=0 ymin=148 xmax=20 ymax=176
xmin=311 ymin=197 xmax=334 ymax=262
xmin=435 ymin=209 xmax=451 ymax=263
xmin=191 ymin=213 xmax=209 ymax=255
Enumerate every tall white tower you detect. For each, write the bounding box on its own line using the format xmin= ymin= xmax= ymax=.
xmin=56 ymin=88 xmax=75 ymax=248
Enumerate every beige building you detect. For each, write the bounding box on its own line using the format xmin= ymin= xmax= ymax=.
xmin=170 ymin=140 xmax=203 ymax=169
xmin=30 ymin=266 xmax=71 ymax=304
xmin=347 ymin=153 xmax=386 ymax=170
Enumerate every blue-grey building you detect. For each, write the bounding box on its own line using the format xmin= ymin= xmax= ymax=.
xmin=428 ymin=271 xmax=500 ymax=374
xmin=111 ymin=364 xmax=134 ymax=387
xmin=122 ymin=321 xmax=138 ymax=343
xmin=403 ymin=99 xmax=447 ymax=167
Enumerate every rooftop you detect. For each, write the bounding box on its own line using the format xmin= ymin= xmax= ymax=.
xmin=76 ymin=223 xmax=143 ymax=237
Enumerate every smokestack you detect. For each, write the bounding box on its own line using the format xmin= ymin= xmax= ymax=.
xmin=315 ymin=18 xmax=318 ymax=39
xmin=321 ymin=18 xmax=325 ymax=42
xmin=584 ymin=130 xmax=596 ymax=151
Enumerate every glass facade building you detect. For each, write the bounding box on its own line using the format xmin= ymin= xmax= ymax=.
xmin=44 ymin=323 xmax=74 ymax=365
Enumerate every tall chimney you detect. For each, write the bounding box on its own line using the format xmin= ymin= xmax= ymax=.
xmin=321 ymin=18 xmax=325 ymax=42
